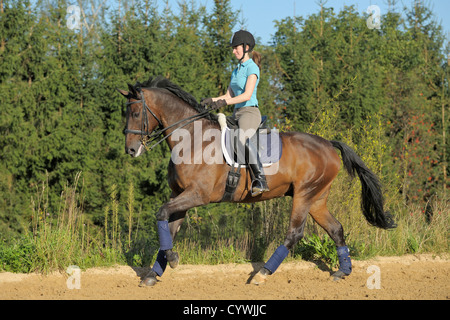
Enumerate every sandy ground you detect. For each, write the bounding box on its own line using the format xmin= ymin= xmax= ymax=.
xmin=0 ymin=254 xmax=448 ymax=300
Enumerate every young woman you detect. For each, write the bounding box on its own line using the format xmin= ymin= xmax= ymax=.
xmin=201 ymin=30 xmax=269 ymax=197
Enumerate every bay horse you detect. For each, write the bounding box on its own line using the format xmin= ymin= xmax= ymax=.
xmin=117 ymin=76 xmax=396 ymax=287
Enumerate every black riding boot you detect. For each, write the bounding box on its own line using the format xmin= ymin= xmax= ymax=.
xmin=245 ymin=139 xmax=270 ymax=197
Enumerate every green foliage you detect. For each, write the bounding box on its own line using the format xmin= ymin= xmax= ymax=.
xmin=175 ymin=239 xmax=249 ymax=265
xmin=0 ymin=172 xmax=126 ymax=273
xmin=293 ymin=234 xmax=339 ymax=270
xmin=0 ymin=238 xmax=35 ymax=273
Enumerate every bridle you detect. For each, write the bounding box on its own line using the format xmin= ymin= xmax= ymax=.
xmin=123 ymin=87 xmax=212 ymax=151
xmin=124 ymin=88 xmax=163 ymax=136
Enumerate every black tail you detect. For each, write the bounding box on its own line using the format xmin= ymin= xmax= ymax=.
xmin=331 ymin=140 xmax=396 ymax=229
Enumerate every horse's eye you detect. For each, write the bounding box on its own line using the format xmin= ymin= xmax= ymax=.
xmin=133 ymin=112 xmax=140 ymax=118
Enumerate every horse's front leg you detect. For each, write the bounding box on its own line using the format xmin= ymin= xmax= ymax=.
xmin=139 ymin=210 xmax=186 ymax=287
xmin=153 ymin=210 xmax=187 ymax=272
xmin=165 ymin=211 xmax=187 ymax=268
xmin=156 ymin=189 xmax=209 ymax=265
xmin=139 ymin=188 xmax=210 ymax=287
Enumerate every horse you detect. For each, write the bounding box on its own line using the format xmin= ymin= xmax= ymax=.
xmin=117 ymin=76 xmax=396 ymax=287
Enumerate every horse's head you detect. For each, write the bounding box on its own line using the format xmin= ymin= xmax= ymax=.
xmin=117 ymin=84 xmax=162 ymax=157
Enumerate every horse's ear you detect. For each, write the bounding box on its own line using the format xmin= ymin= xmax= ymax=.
xmin=127 ymin=83 xmax=138 ymax=97
xmin=116 ymin=88 xmax=129 ymax=97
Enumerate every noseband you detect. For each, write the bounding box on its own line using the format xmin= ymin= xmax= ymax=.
xmin=123 ymin=87 xmax=212 ymax=151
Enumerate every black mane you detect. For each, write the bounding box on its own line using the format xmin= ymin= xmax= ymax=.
xmin=133 ymin=76 xmax=218 ymax=122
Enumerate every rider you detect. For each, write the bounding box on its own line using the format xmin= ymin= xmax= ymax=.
xmin=201 ymin=30 xmax=269 ymax=197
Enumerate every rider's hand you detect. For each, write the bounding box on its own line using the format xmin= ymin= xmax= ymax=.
xmin=211 ymin=99 xmax=227 ymax=110
xmin=200 ymin=97 xmax=213 ymax=107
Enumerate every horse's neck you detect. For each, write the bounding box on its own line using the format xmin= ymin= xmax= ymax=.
xmin=164 ymin=106 xmax=198 ymax=129
xmin=155 ymin=93 xmax=204 ymax=150
xmin=154 ymin=89 xmax=196 ymax=125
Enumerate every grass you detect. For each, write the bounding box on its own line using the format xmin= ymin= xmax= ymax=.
xmin=0 ymin=172 xmax=126 ymax=274
xmin=175 ymin=238 xmax=249 ymax=265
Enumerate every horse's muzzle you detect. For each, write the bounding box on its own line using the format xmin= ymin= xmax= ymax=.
xmin=126 ymin=143 xmax=144 ymax=157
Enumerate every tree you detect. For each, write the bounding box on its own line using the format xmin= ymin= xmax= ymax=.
xmin=201 ymin=0 xmax=237 ymax=96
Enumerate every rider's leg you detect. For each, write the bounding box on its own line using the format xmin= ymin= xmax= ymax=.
xmin=234 ymin=107 xmax=269 ymax=197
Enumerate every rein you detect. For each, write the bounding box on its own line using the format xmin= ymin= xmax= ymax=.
xmin=123 ymin=88 xmax=212 ymax=151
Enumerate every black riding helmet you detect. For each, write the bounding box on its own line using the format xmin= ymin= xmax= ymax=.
xmin=229 ymin=30 xmax=255 ymax=63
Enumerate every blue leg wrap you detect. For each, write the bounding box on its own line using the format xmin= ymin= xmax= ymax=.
xmin=264 ymin=245 xmax=289 ymax=274
xmin=151 ymin=249 xmax=167 ymax=277
xmin=157 ymin=220 xmax=173 ymax=251
xmin=337 ymin=246 xmax=352 ymax=275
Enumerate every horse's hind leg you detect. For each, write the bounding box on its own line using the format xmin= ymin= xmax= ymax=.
xmin=251 ymin=195 xmax=310 ymax=285
xmin=309 ymin=193 xmax=352 ymax=279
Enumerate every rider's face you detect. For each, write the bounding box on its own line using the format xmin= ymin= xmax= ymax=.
xmin=232 ymin=44 xmax=248 ymax=61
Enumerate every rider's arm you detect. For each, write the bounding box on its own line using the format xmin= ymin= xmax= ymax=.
xmin=212 ymin=74 xmax=257 ymax=106
xmin=213 ymin=86 xmax=234 ymax=101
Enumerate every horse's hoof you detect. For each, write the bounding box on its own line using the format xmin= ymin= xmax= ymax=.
xmin=250 ymin=271 xmax=267 ymax=285
xmin=139 ymin=275 xmax=158 ymax=287
xmin=167 ymin=251 xmax=179 ymax=269
xmin=331 ymin=270 xmax=349 ymax=281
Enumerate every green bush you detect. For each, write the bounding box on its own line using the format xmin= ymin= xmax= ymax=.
xmin=293 ymin=234 xmax=339 ymax=270
xmin=0 ymin=238 xmax=35 ymax=273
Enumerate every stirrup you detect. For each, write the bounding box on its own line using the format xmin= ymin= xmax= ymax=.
xmin=251 ymin=180 xmax=269 ymax=197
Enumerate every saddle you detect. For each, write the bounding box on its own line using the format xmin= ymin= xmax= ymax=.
xmin=217 ymin=113 xmax=282 ymax=201
xmin=221 ymin=115 xmax=282 ymax=167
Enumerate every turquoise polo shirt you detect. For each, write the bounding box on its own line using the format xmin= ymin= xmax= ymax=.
xmin=229 ymin=58 xmax=260 ymax=109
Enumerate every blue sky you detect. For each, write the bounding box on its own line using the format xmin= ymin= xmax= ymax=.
xmin=164 ymin=0 xmax=450 ymax=46
xmin=229 ymin=0 xmax=450 ymax=45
